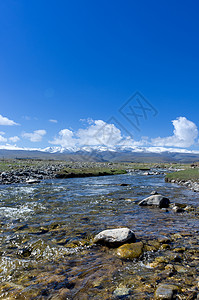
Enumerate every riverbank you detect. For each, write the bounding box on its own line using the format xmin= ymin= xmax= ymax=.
xmin=0 ymin=160 xmax=131 ymax=184
xmin=0 ymin=159 xmax=180 ymax=185
xmin=165 ymin=167 xmax=199 ymax=192
xmin=56 ymin=167 xmax=127 ymax=178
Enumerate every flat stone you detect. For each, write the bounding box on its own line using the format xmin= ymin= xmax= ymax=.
xmin=93 ymin=228 xmax=136 ymax=247
xmin=155 ymin=284 xmax=178 ymax=299
xmin=138 ymin=195 xmax=170 ymax=208
xmin=116 ymin=241 xmax=143 ymax=259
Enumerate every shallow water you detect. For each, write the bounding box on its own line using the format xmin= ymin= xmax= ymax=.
xmin=0 ymin=171 xmax=198 ymax=299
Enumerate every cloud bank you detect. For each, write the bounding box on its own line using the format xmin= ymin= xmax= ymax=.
xmin=50 ymin=117 xmax=198 ymax=150
xmin=0 ymin=116 xmax=198 ymax=154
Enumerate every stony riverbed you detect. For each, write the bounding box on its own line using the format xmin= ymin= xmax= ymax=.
xmin=0 ymin=167 xmax=198 ymax=299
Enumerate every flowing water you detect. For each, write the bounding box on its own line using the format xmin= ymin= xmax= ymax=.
xmin=0 ymin=170 xmax=198 ymax=299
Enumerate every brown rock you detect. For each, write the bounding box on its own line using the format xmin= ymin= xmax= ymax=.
xmin=116 ymin=242 xmax=143 ymax=259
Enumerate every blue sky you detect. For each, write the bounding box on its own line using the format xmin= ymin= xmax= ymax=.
xmin=0 ymin=0 xmax=199 ymax=152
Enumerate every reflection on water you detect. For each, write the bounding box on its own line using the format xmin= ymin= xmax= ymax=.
xmin=0 ymin=171 xmax=198 ymax=298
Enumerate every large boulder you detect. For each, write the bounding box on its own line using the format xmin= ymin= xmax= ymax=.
xmin=138 ymin=195 xmax=170 ymax=208
xmin=93 ymin=228 xmax=136 ymax=247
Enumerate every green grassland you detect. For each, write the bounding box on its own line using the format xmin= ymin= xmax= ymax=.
xmin=165 ymin=168 xmax=199 ymax=182
xmin=56 ymin=167 xmax=127 ymax=178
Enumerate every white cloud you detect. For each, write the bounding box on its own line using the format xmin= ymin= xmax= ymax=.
xmin=50 ymin=119 xmax=126 ymax=148
xmin=76 ymin=120 xmax=123 ymax=146
xmin=0 ymin=114 xmax=19 ymax=126
xmin=50 ymin=120 xmax=125 ymax=148
xmin=22 ymin=130 xmax=46 ymax=142
xmin=9 ymin=136 xmax=20 ymax=143
xmin=0 ymin=135 xmax=7 ymax=143
xmin=152 ymin=117 xmax=198 ymax=147
xmin=50 ymin=129 xmax=76 ymax=147
xmin=49 ymin=119 xmax=58 ymax=123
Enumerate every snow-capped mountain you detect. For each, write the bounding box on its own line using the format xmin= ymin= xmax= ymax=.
xmin=0 ymin=144 xmax=199 ymax=163
xmin=42 ymin=145 xmax=199 ymax=155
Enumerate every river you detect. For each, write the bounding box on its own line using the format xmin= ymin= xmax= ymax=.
xmin=0 ymin=170 xmax=198 ymax=299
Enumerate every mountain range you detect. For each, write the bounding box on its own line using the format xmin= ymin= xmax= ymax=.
xmin=0 ymin=145 xmax=199 ymax=163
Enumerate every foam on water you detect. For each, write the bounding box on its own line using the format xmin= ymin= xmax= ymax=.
xmin=0 ymin=205 xmax=34 ymax=219
xmin=17 ymin=186 xmax=36 ymax=194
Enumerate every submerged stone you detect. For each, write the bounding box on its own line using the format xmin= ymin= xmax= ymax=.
xmin=113 ymin=286 xmax=131 ymax=297
xmin=116 ymin=241 xmax=143 ymax=259
xmin=155 ymin=283 xmax=179 ymax=299
xmin=93 ymin=228 xmax=136 ymax=247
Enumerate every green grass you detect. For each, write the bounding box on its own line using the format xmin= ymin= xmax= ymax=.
xmin=127 ymin=163 xmax=189 ymax=170
xmin=165 ymin=168 xmax=199 ymax=182
xmin=56 ymin=167 xmax=127 ymax=178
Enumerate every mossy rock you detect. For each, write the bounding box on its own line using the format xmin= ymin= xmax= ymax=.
xmin=116 ymin=242 xmax=143 ymax=259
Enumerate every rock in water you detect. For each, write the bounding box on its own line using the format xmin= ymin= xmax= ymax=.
xmin=26 ymin=179 xmax=41 ymax=184
xmin=116 ymin=242 xmax=143 ymax=259
xmin=138 ymin=195 xmax=170 ymax=208
xmin=93 ymin=228 xmax=136 ymax=247
xmin=113 ymin=287 xmax=131 ymax=297
xmin=155 ymin=284 xmax=178 ymax=299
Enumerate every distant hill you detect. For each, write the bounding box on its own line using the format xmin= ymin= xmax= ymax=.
xmin=0 ymin=148 xmax=199 ymax=163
